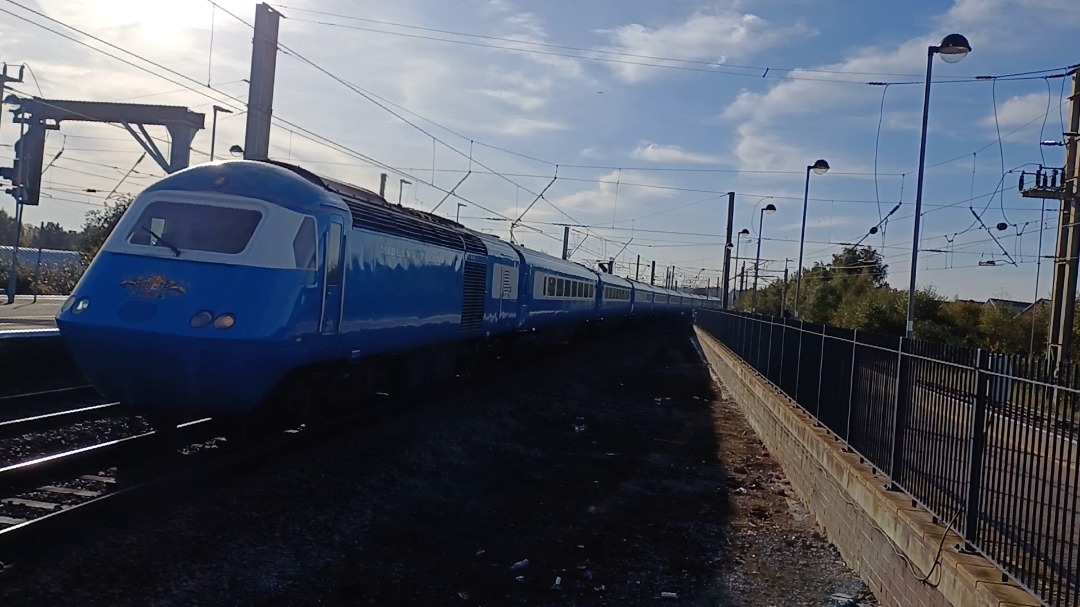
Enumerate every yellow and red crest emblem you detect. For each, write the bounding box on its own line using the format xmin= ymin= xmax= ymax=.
xmin=120 ymin=274 xmax=187 ymax=299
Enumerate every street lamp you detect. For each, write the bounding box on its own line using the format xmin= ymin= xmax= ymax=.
xmin=456 ymin=203 xmax=466 ymax=223
xmin=398 ymin=179 xmax=412 ymax=205
xmin=751 ymin=203 xmax=777 ymax=312
xmin=905 ymin=33 xmax=971 ymax=338
xmin=794 ymin=158 xmax=829 ymax=318
xmin=210 ymin=105 xmax=233 ymax=161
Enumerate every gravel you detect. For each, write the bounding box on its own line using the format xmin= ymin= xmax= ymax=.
xmin=0 ymin=318 xmax=879 ymax=606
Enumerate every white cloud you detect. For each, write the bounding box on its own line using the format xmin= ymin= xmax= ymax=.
xmin=495 ymin=117 xmax=567 ymax=136
xmin=579 ymin=147 xmax=604 ymax=159
xmin=478 ymin=88 xmax=547 ymax=111
xmin=632 ymin=142 xmax=723 ymax=164
xmin=984 ymin=92 xmax=1051 ymax=128
xmin=549 ymin=170 xmax=675 ymax=216
xmin=596 ymin=10 xmax=814 ymax=83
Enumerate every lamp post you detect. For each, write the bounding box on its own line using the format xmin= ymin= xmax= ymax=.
xmin=210 ymin=105 xmax=233 ymax=161
xmin=905 ymin=33 xmax=971 ymax=338
xmin=751 ymin=203 xmax=777 ymax=312
xmin=398 ymin=179 xmax=412 ymax=205
xmin=455 ymin=202 xmax=466 ymax=223
xmin=794 ymin=158 xmax=829 ymax=318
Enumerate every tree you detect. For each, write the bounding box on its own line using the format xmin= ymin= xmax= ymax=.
xmin=831 ymin=245 xmax=888 ymax=287
xmin=78 ymin=195 xmax=133 ymax=265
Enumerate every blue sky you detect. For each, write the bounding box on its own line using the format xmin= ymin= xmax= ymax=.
xmin=0 ymin=0 xmax=1077 ymax=301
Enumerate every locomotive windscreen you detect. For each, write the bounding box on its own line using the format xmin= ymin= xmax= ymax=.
xmin=127 ymin=201 xmax=263 ymax=255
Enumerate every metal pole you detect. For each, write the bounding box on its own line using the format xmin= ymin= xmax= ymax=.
xmin=33 ymin=221 xmax=42 ymax=304
xmin=904 ymin=47 xmax=937 ymax=339
xmin=243 ymin=2 xmax=281 ymax=160
xmin=635 ymin=254 xmax=641 ymax=281
xmin=721 ymin=191 xmax=735 ymax=310
xmin=650 ymin=260 xmax=656 ymax=285
xmin=795 ymin=165 xmax=812 ymax=318
xmin=378 ymin=173 xmax=387 ymax=199
xmin=732 ymin=232 xmax=744 ymax=307
xmin=210 ymin=106 xmax=218 ymax=161
xmin=752 ymin=208 xmax=765 ymax=312
xmin=1047 ymin=68 xmax=1080 ymax=367
xmin=781 ymin=260 xmax=789 ymax=317
xmin=562 ymin=226 xmax=570 ymax=260
xmin=6 ymin=202 xmax=22 ymax=304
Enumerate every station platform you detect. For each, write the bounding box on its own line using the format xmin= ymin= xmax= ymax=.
xmin=0 ymin=295 xmax=65 ymax=331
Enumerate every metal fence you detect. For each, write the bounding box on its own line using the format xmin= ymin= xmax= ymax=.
xmin=694 ymin=309 xmax=1079 ymax=607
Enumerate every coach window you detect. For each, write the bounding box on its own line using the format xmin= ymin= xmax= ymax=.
xmin=547 ymin=276 xmax=556 ymax=296
xmin=325 ymin=223 xmax=342 ymax=285
xmin=292 ymin=217 xmax=317 ymax=270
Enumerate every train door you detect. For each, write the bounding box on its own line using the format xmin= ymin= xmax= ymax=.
xmin=321 ymin=217 xmax=346 ymax=335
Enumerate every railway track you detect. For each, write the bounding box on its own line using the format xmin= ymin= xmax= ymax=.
xmin=0 ymin=415 xmax=314 ymax=563
xmin=0 ymin=385 xmax=106 ymax=422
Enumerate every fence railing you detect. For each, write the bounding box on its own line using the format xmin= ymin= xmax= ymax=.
xmin=694 ymin=309 xmax=1079 ymax=607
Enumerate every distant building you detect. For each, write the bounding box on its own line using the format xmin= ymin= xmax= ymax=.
xmin=983 ymin=298 xmax=1031 ymax=316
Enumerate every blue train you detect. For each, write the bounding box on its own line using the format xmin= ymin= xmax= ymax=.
xmin=55 ymin=159 xmax=720 ymax=427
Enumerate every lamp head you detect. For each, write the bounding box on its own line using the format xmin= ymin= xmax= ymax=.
xmin=811 ymin=158 xmax=830 ymax=175
xmin=936 ymin=34 xmax=970 ymax=63
xmin=228 ymin=144 xmax=244 ymax=156
xmin=739 ymin=228 xmax=750 ymax=235
xmin=763 ymin=203 xmax=777 ymax=214
xmin=213 ymin=105 xmax=233 ymax=114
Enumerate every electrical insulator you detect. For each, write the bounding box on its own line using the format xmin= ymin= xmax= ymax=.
xmin=996 ymin=222 xmax=1008 ymax=231
xmin=1051 ymin=169 xmax=1059 ymax=188
xmin=1019 ymin=171 xmax=1026 ymax=191
xmin=1036 ymin=168 xmax=1044 ymax=187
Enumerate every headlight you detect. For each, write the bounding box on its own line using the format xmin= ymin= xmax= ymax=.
xmin=61 ymin=296 xmax=75 ymax=313
xmin=213 ymin=313 xmax=235 ymax=329
xmin=190 ymin=310 xmax=214 ymax=328
xmin=73 ymin=298 xmax=90 ymax=314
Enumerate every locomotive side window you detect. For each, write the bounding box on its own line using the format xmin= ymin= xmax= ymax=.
xmin=325 ymin=223 xmax=343 ymax=285
xmin=292 ymin=217 xmax=317 ymax=270
xmin=127 ymin=201 xmax=262 ymax=254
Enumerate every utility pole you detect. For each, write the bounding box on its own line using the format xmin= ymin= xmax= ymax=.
xmin=1 ymin=64 xmax=25 ymax=304
xmin=561 ymin=226 xmax=570 ymax=260
xmin=721 ymin=191 xmax=735 ymax=309
xmin=1027 ymin=67 xmax=1080 ymax=369
xmin=243 ymin=2 xmax=281 ymax=160
xmin=635 ymin=254 xmax=641 ymax=281
xmin=650 ymin=260 xmax=656 ymax=285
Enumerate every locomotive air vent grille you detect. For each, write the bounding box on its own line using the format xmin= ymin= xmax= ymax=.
xmin=341 ymin=195 xmax=487 ymax=256
xmin=460 ymin=261 xmax=486 ymax=331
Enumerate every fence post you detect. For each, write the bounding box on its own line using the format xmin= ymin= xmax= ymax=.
xmin=963 ymin=348 xmax=991 ymax=548
xmin=766 ymin=318 xmax=774 ymax=381
xmin=889 ymin=337 xmax=910 ymax=490
xmin=816 ymin=324 xmax=827 ymax=420
xmin=846 ymin=329 xmax=858 ymax=446
xmin=794 ymin=320 xmax=804 ymax=406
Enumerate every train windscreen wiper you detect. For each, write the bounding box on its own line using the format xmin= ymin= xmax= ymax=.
xmin=141 ymin=226 xmax=182 ymax=257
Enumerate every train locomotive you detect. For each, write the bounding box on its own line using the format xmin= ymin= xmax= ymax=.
xmin=55 ymin=159 xmax=721 ymax=429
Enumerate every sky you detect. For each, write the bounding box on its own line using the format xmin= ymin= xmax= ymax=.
xmin=0 ymin=0 xmax=1077 ymax=302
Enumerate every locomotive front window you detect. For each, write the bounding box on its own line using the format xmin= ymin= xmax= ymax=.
xmin=127 ymin=201 xmax=262 ymax=255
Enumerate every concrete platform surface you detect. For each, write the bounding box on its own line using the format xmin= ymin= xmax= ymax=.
xmin=0 ymin=295 xmax=65 ymax=330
